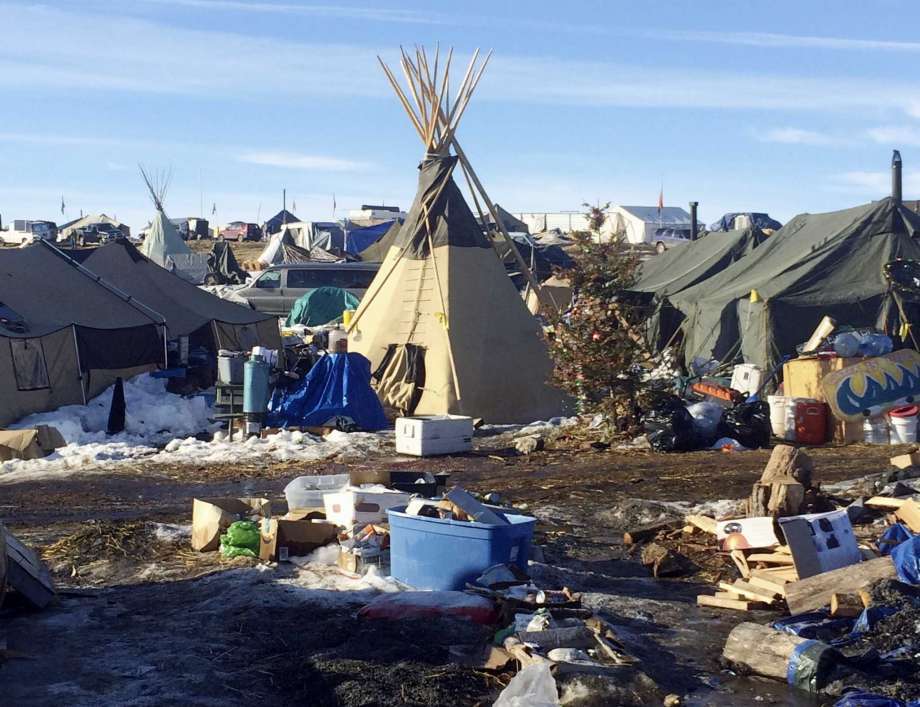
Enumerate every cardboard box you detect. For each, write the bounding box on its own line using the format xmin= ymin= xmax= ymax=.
xmin=895 ymin=498 xmax=920 ymax=533
xmin=891 ymin=452 xmax=920 ymax=470
xmin=259 ymin=519 xmax=339 ymax=562
xmin=323 ymin=489 xmax=411 ymax=529
xmin=445 ymin=487 xmax=507 ymax=525
xmin=337 ymin=545 xmax=383 ymax=574
xmin=191 ymin=497 xmax=271 ymax=551
xmin=779 ymin=509 xmax=860 ymax=579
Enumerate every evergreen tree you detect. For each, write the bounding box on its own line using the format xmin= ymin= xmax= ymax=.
xmin=549 ymin=204 xmax=646 ymax=421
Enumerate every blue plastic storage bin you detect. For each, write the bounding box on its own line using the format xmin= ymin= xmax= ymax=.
xmin=387 ymin=506 xmax=536 ymax=590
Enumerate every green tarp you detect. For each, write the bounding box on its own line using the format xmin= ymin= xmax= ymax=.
xmin=629 ymin=227 xmax=767 ymax=351
xmin=285 ymin=286 xmax=360 ymax=327
xmin=671 ymin=198 xmax=920 ymax=372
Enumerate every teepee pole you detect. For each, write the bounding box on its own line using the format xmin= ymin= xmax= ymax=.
xmin=378 ymin=56 xmax=426 ymax=141
xmin=400 ymin=48 xmax=430 ymax=148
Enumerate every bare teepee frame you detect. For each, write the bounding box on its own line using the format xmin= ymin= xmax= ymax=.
xmin=139 ymin=164 xmax=173 ymax=213
xmin=377 ymin=46 xmax=557 ymax=312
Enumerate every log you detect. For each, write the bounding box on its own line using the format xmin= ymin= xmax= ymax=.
xmin=830 ymin=593 xmax=864 ymax=618
xmin=785 ymin=556 xmax=897 ymax=614
xmin=767 ymin=481 xmax=805 ymax=517
xmin=722 ymin=622 xmax=809 ymax=681
xmin=640 ymin=542 xmax=687 ymax=577
xmin=858 ymin=590 xmax=873 ymax=608
xmin=623 ymin=520 xmax=680 ymax=545
xmin=760 ymin=445 xmax=813 ymax=486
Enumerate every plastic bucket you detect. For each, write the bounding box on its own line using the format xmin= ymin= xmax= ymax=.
xmin=342 ymin=309 xmax=355 ymax=327
xmin=217 ymin=350 xmax=245 ymax=385
xmin=889 ymin=406 xmax=919 ymax=445
xmin=768 ymin=395 xmax=787 ymax=438
xmin=387 ymin=506 xmax=535 ymax=591
xmin=864 ymin=417 xmax=889 ymax=445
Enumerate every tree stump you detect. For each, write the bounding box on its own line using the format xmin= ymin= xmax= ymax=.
xmin=760 ymin=445 xmax=813 ymax=486
xmin=747 ymin=480 xmax=805 ymax=517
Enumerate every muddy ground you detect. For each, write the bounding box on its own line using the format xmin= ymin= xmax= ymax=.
xmin=0 ymin=439 xmax=905 ymax=706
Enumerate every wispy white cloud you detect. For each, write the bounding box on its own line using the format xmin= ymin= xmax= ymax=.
xmin=237 ymin=151 xmax=373 ymax=172
xmin=866 ymin=125 xmax=920 ymax=146
xmin=2 ymin=5 xmax=919 ymax=115
xmin=755 ymin=127 xmax=838 ymax=146
xmin=830 ymin=170 xmax=920 ymax=194
xmin=659 ymin=30 xmax=920 ymax=53
xmin=138 ymin=0 xmax=445 ymax=24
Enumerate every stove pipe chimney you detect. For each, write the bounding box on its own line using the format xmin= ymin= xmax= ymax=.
xmin=689 ymin=201 xmax=699 ymax=241
xmin=892 ymin=150 xmax=902 ymax=205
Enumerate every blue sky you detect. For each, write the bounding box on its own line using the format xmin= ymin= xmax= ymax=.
xmin=1 ymin=0 xmax=920 ymax=232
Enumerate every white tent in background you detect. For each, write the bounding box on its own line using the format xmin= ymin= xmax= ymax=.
xmin=346 ymin=46 xmax=565 ymax=423
xmin=138 ymin=167 xmax=208 ymax=284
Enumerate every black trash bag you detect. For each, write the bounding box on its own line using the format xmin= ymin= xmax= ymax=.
xmin=642 ymin=395 xmax=699 ymax=452
xmin=718 ymin=400 xmax=771 ymax=449
xmin=106 ymin=376 xmax=126 ymax=435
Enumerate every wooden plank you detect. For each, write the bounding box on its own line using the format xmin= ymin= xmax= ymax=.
xmin=895 ymin=498 xmax=920 ymax=533
xmin=747 ymin=553 xmax=795 ymax=565
xmin=714 ymin=591 xmax=742 ymax=600
xmin=785 ymin=557 xmax=897 ymax=615
xmin=730 ymin=550 xmax=750 ymax=578
xmin=753 ymin=565 xmax=799 ymax=578
xmin=685 ymin=515 xmax=718 ymax=535
xmin=746 ymin=574 xmax=788 ymax=597
xmin=719 ymin=580 xmax=778 ymax=604
xmin=830 ymin=593 xmax=863 ymax=618
xmin=866 ymin=496 xmax=907 ymax=510
xmin=697 ymin=595 xmax=761 ymax=611
xmin=4 ymin=529 xmax=54 ymax=609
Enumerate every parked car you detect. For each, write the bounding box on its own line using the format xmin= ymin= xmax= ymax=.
xmin=236 ymin=262 xmax=380 ymax=317
xmin=219 ymin=221 xmax=261 ymax=242
xmin=180 ymin=217 xmax=210 ymax=240
xmin=0 ymin=219 xmax=57 ymax=245
xmin=74 ymin=222 xmax=122 ymax=246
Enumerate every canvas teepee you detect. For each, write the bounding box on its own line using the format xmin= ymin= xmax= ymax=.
xmin=138 ymin=167 xmax=207 ymax=284
xmin=347 ymin=47 xmax=565 ymax=423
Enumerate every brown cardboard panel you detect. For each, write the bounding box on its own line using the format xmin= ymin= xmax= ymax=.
xmin=259 ymin=519 xmax=338 ymax=562
xmin=191 ymin=497 xmax=271 ymax=552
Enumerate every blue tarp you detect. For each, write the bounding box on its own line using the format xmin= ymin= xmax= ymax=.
xmin=345 ymin=221 xmax=398 ymax=255
xmin=836 ymin=691 xmax=920 ymax=707
xmin=708 ymin=212 xmax=783 ymax=232
xmin=266 ymin=352 xmax=388 ymax=431
xmin=891 ymin=534 xmax=920 ymax=585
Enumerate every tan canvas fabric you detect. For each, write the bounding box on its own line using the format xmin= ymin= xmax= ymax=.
xmin=350 ymin=242 xmax=565 ymax=423
xmin=0 ymin=426 xmax=65 ymax=461
xmin=374 ymin=344 xmax=422 ymax=416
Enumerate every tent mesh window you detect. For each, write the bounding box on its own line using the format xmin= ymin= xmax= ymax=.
xmin=10 ymin=338 xmax=51 ymax=391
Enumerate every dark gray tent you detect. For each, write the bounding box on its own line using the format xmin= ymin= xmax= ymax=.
xmin=672 ymin=198 xmax=920 ymax=372
xmin=478 ymin=203 xmax=529 ymax=234
xmin=74 ymin=239 xmax=281 ymax=352
xmin=629 ymin=227 xmax=767 ymax=350
xmin=0 ymin=241 xmax=165 ymax=426
xmin=263 ymin=209 xmax=300 ymax=236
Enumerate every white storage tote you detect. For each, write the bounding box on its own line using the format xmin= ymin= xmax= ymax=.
xmin=395 ymin=415 xmax=474 ymax=456
xmin=730 ymin=364 xmax=764 ymax=397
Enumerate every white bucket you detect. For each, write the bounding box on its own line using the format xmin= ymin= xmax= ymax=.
xmin=864 ymin=417 xmax=890 ymax=445
xmin=890 ymin=414 xmax=918 ymax=445
xmin=768 ymin=395 xmax=787 ymax=438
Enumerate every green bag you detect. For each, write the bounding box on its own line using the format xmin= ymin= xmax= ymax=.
xmin=219 ymin=520 xmax=261 ymax=558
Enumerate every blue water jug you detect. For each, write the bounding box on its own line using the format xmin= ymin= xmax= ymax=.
xmin=243 ymin=354 xmax=272 ymax=414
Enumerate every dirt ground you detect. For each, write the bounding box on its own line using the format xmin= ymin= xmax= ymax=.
xmin=0 ymin=439 xmax=905 ymax=706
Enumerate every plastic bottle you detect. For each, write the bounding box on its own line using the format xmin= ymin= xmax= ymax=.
xmin=863 ymin=416 xmax=889 ymax=445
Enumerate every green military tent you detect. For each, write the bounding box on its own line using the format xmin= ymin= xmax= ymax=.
xmin=628 ymin=227 xmax=767 ymax=350
xmin=671 ymin=198 xmax=920 ymax=372
xmin=0 ymin=241 xmax=165 ymax=427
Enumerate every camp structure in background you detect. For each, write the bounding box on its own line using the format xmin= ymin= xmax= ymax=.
xmin=70 ymin=239 xmax=281 ymax=353
xmin=258 ymin=230 xmax=344 ymax=267
xmin=262 ymin=209 xmax=300 ymax=237
xmin=478 ymin=203 xmax=529 ymax=234
xmin=708 ymin=212 xmax=783 ymax=233
xmin=355 ymin=220 xmax=403 ymax=263
xmin=347 ymin=46 xmax=565 ymax=424
xmin=608 ymin=205 xmax=693 ymax=250
xmin=57 ymin=214 xmax=131 ymax=243
xmin=206 ymin=241 xmax=248 ymax=285
xmin=137 ymin=167 xmax=209 ymax=284
xmin=628 ymin=226 xmax=767 ymax=352
xmin=343 ymin=220 xmax=401 ymax=257
xmin=672 ymin=197 xmax=920 ymax=372
xmin=0 ymin=241 xmax=165 ymax=427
